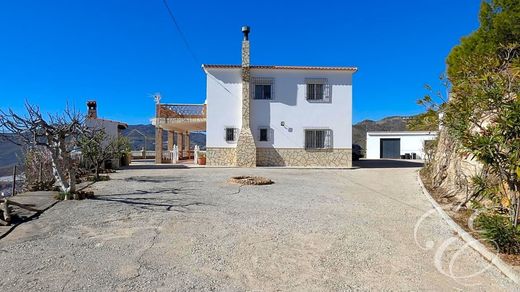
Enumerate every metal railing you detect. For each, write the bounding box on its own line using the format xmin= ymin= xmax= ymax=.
xmin=160 ymin=104 xmax=206 ymax=118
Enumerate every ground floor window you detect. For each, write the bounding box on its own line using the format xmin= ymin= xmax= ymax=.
xmin=225 ymin=128 xmax=238 ymax=142
xmin=259 ymin=128 xmax=269 ymax=142
xmin=305 ymin=129 xmax=332 ymax=149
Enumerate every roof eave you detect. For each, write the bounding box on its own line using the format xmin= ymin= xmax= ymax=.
xmin=202 ymin=64 xmax=358 ymax=72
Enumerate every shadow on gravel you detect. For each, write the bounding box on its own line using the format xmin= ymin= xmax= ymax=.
xmin=354 ymin=159 xmax=424 ymax=169
xmin=98 ymin=188 xmax=198 ymax=197
xmin=124 ymin=176 xmax=202 ymax=184
xmin=122 ymin=164 xmax=189 ymax=170
xmin=91 ymin=196 xmax=209 ymax=212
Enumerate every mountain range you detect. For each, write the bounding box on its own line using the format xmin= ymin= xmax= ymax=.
xmin=352 ymin=116 xmax=411 ymax=149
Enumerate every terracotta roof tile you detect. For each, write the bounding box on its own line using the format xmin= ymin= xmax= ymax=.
xmin=202 ymin=64 xmax=358 ymax=72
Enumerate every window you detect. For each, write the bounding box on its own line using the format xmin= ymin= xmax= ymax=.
xmin=305 ymin=78 xmax=330 ymax=102
xmin=259 ymin=128 xmax=268 ymax=142
xmin=306 ymin=83 xmax=324 ymax=100
xmin=305 ymin=129 xmax=333 ymax=149
xmin=254 ymin=84 xmax=272 ymax=100
xmin=225 ymin=128 xmax=237 ymax=142
xmin=252 ymin=77 xmax=274 ymax=100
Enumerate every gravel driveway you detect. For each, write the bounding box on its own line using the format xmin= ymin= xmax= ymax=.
xmin=0 ymin=160 xmax=517 ymax=290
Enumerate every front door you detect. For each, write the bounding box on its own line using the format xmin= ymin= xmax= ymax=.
xmin=380 ymin=138 xmax=401 ymax=158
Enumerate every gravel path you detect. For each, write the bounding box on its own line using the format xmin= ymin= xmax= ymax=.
xmin=0 ymin=161 xmax=517 ymax=290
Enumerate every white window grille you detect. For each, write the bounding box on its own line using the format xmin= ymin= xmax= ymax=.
xmin=305 ymin=129 xmax=333 ymax=149
xmin=305 ymin=78 xmax=331 ymax=102
xmin=252 ymin=77 xmax=274 ymax=100
xmin=225 ymin=128 xmax=238 ymax=142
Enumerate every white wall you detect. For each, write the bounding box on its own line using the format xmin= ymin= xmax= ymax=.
xmin=366 ymin=132 xmax=438 ymax=159
xmin=205 ymin=68 xmax=353 ymax=149
xmin=85 ymin=119 xmax=121 ymax=141
xmin=205 ymin=69 xmax=242 ymax=148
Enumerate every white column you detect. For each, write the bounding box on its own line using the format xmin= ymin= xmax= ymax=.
xmin=194 ymin=145 xmax=200 ymax=165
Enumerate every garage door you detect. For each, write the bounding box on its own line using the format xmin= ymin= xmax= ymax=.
xmin=380 ymin=138 xmax=401 ymax=158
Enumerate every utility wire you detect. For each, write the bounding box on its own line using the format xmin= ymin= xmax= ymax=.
xmin=161 ymin=0 xmax=199 ymax=63
xmin=160 ymin=0 xmax=239 ymax=100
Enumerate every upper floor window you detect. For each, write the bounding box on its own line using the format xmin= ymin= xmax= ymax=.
xmin=305 ymin=129 xmax=333 ymax=150
xmin=307 ymin=84 xmax=324 ymax=100
xmin=305 ymin=78 xmax=331 ymax=103
xmin=255 ymin=84 xmax=272 ymax=100
xmin=252 ymin=77 xmax=274 ymax=100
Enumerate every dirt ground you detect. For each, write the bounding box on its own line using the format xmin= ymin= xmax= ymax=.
xmin=0 ymin=160 xmax=517 ymax=291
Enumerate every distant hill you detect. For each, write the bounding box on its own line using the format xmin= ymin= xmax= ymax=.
xmin=0 ymin=135 xmax=24 ymax=176
xmin=352 ymin=116 xmax=410 ymax=150
xmin=123 ymin=124 xmax=206 ymax=151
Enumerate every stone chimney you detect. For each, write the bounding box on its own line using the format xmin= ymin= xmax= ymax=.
xmin=235 ymin=25 xmax=256 ymax=167
xmin=87 ymin=101 xmax=97 ymax=119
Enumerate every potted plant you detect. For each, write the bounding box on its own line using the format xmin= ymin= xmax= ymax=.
xmin=197 ymin=153 xmax=206 ymax=165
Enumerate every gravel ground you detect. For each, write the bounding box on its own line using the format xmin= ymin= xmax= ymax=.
xmin=0 ymin=161 xmax=518 ymax=291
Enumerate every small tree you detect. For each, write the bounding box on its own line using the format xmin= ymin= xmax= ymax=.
xmin=0 ymin=102 xmax=84 ymax=198
xmin=24 ymin=146 xmax=55 ymax=191
xmin=79 ymin=128 xmax=129 ymax=180
xmin=407 ymin=83 xmax=446 ymax=131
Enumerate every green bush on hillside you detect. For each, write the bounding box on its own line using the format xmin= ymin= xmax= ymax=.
xmin=475 ymin=213 xmax=520 ymax=254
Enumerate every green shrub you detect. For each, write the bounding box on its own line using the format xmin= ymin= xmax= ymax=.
xmin=475 ymin=214 xmax=520 ymax=254
xmin=55 ymin=192 xmax=70 ymax=200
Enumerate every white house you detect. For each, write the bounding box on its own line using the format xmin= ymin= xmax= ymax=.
xmin=85 ymin=101 xmax=128 ymax=168
xmin=202 ymin=26 xmax=357 ymax=167
xmin=366 ymin=131 xmax=438 ymax=160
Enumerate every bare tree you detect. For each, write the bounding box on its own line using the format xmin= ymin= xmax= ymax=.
xmin=79 ymin=127 xmax=129 ymax=181
xmin=0 ymin=102 xmax=84 ymax=198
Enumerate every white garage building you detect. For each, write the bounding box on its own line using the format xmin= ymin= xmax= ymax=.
xmin=366 ymin=131 xmax=437 ymax=160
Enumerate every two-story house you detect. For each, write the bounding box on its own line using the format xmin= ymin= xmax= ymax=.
xmin=203 ymin=26 xmax=356 ymax=167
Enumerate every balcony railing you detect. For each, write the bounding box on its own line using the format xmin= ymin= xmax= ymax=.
xmin=159 ymin=104 xmax=206 ymax=119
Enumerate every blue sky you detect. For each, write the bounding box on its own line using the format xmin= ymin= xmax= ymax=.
xmin=0 ymin=0 xmax=480 ymax=124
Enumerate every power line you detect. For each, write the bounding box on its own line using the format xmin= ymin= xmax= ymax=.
xmin=161 ymin=0 xmax=199 ymax=63
xmin=160 ymin=0 xmax=240 ymax=101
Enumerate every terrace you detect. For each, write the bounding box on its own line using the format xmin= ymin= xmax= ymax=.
xmin=151 ymin=102 xmax=206 ymax=164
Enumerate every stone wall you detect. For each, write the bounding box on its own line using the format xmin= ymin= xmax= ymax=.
xmin=236 ymin=129 xmax=256 ymax=167
xmin=206 ymin=147 xmax=236 ymax=166
xmin=256 ymin=148 xmax=352 ymax=168
xmin=427 ymin=129 xmax=481 ymax=205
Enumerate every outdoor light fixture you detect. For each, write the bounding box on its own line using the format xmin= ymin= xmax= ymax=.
xmin=280 ymin=121 xmax=285 ymax=127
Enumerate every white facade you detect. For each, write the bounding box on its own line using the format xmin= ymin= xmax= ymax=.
xmin=366 ymin=131 xmax=438 ymax=159
xmin=205 ymin=67 xmax=353 ymax=150
xmin=85 ymin=116 xmax=128 ymax=168
xmin=85 ymin=118 xmax=126 ymax=142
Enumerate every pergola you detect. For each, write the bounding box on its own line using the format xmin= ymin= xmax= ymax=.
xmin=151 ymin=100 xmax=206 ymax=164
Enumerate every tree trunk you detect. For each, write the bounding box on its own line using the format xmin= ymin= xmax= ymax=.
xmin=513 ymin=185 xmax=520 ymax=227
xmin=51 ymin=154 xmax=70 ymax=195
xmin=68 ymin=166 xmax=76 ymax=194
xmin=95 ymin=164 xmax=100 ymax=181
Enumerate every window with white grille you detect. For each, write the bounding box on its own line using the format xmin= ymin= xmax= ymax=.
xmin=305 ymin=129 xmax=333 ymax=149
xmin=252 ymin=78 xmax=274 ymax=100
xmin=305 ymin=78 xmax=331 ymax=102
xmin=225 ymin=128 xmax=238 ymax=142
